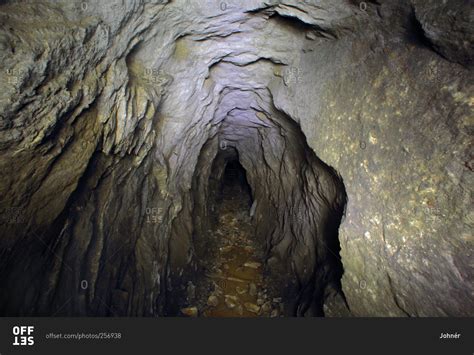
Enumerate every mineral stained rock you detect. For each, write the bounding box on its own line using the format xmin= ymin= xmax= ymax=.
xmin=0 ymin=0 xmax=472 ymax=317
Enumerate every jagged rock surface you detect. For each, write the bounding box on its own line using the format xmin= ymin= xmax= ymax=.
xmin=0 ymin=0 xmax=472 ymax=316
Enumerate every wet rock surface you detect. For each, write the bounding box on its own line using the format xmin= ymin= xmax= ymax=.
xmin=0 ymin=0 xmax=472 ymax=317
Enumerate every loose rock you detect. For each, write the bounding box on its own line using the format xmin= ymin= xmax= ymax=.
xmin=244 ymin=302 xmax=260 ymax=314
xmin=207 ymin=295 xmax=219 ymax=307
xmin=181 ymin=307 xmax=198 ymax=317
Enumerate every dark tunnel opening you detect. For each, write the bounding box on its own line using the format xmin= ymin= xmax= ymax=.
xmin=218 ymin=159 xmax=253 ymax=211
xmin=171 ymin=111 xmax=349 ymax=317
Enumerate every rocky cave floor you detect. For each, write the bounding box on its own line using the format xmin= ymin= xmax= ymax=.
xmin=181 ymin=174 xmax=284 ymax=317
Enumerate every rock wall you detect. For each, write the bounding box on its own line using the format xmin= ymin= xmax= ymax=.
xmin=296 ymin=0 xmax=474 ymax=317
xmin=0 ymin=0 xmax=472 ymax=316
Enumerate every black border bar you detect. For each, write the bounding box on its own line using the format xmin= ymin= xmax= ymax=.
xmin=0 ymin=317 xmax=472 ymax=354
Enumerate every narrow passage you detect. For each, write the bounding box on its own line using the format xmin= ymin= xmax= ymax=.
xmin=193 ymin=161 xmax=284 ymax=317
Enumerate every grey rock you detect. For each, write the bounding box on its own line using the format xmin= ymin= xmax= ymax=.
xmin=412 ymin=0 xmax=474 ymax=67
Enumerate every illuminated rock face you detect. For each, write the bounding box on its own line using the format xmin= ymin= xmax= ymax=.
xmin=0 ymin=0 xmax=472 ymax=316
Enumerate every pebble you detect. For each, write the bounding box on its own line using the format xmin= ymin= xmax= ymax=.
xmin=186 ymin=281 xmax=196 ymax=301
xmin=225 ymin=294 xmax=239 ymax=301
xmin=236 ymin=286 xmax=247 ymax=295
xmin=227 ymin=276 xmax=245 ymax=283
xmin=257 ymin=298 xmax=264 ymax=306
xmin=270 ymin=309 xmax=279 ymax=318
xmin=249 ymin=283 xmax=257 ymax=296
xmin=261 ymin=302 xmax=272 ymax=313
xmin=207 ymin=295 xmax=219 ymax=307
xmin=244 ymin=302 xmax=260 ymax=314
xmin=243 ymin=261 xmax=261 ymax=269
xmin=219 ymin=246 xmax=233 ymax=253
xmin=225 ymin=299 xmax=237 ymax=309
xmin=225 ymin=295 xmax=239 ymax=309
xmin=181 ymin=307 xmax=198 ymax=317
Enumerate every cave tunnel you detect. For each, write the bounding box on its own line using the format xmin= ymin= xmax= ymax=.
xmin=0 ymin=0 xmax=472 ymax=318
xmin=166 ymin=105 xmax=348 ymax=317
xmin=220 ymin=159 xmax=252 ymax=209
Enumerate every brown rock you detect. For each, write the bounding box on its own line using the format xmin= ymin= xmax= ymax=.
xmin=207 ymin=295 xmax=219 ymax=307
xmin=181 ymin=307 xmax=198 ymax=317
xmin=244 ymin=302 xmax=260 ymax=314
